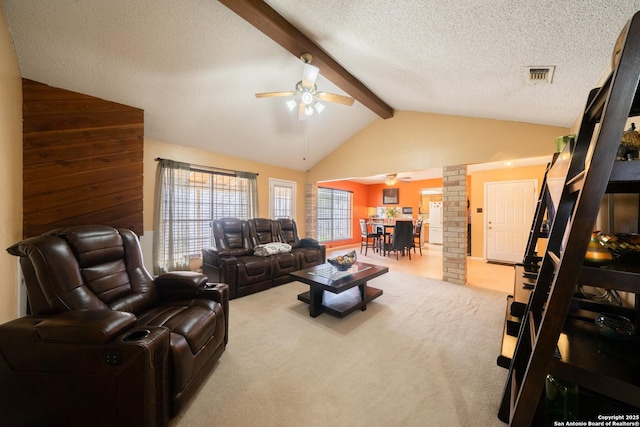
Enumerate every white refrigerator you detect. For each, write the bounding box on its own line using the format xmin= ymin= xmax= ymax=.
xmin=428 ymin=201 xmax=443 ymax=244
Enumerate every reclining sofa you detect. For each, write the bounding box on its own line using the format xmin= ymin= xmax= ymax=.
xmin=202 ymin=218 xmax=326 ymax=299
xmin=0 ymin=225 xmax=228 ymax=427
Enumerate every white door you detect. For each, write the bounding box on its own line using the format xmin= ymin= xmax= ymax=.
xmin=485 ymin=180 xmax=537 ymax=263
xmin=269 ymin=179 xmax=296 ymax=220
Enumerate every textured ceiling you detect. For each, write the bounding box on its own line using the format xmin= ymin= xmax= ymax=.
xmin=3 ymin=1 xmax=640 ymax=175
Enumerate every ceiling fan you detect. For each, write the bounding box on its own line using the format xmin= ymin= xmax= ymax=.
xmin=255 ymin=53 xmax=355 ymax=120
xmin=384 ymin=173 xmax=411 ymax=186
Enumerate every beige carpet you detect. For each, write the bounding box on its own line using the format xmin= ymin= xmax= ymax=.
xmin=170 ymin=270 xmax=509 ymax=427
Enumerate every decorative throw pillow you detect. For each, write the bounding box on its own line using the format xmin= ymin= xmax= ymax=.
xmin=254 ymin=242 xmax=292 ymax=256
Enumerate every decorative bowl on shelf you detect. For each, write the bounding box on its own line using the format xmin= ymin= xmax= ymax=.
xmin=594 ymin=312 xmax=635 ymax=340
xmin=328 ymin=251 xmax=357 ymax=271
xmin=596 ymin=233 xmax=640 ymax=258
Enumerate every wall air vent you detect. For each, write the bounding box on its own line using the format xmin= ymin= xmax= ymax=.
xmin=524 ymin=66 xmax=555 ymax=85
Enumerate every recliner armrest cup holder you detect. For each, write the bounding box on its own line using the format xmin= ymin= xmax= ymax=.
xmin=123 ymin=329 xmax=151 ymax=341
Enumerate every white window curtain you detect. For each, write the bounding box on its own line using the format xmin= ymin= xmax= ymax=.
xmin=153 ymin=160 xmax=259 ymax=275
xmin=237 ymin=171 xmax=259 ymax=219
xmin=153 ymin=159 xmax=192 ymax=274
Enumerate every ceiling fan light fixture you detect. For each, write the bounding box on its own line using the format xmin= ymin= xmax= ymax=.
xmin=254 ymin=51 xmax=354 ymax=121
xmin=285 ymin=99 xmax=297 ymax=111
xmin=301 ymin=90 xmax=313 ymax=105
xmin=384 ymin=173 xmax=398 ymax=186
xmin=304 ymin=105 xmax=314 ymax=116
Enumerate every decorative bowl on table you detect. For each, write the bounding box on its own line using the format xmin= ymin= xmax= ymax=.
xmin=596 ymin=233 xmax=640 ymax=258
xmin=594 ymin=312 xmax=635 ymax=340
xmin=328 ymin=251 xmax=357 ymax=271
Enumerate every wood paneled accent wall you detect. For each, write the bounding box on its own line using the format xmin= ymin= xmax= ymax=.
xmin=22 ymin=79 xmax=144 ymax=237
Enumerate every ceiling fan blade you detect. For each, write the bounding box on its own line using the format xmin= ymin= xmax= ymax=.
xmin=301 ymin=63 xmax=319 ymax=89
xmin=255 ymin=91 xmax=297 ymax=98
xmin=316 ymin=92 xmax=355 ymax=106
xmin=298 ymin=103 xmax=307 ymax=121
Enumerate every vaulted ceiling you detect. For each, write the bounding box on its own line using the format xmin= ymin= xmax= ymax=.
xmin=4 ymin=1 xmax=640 ymax=174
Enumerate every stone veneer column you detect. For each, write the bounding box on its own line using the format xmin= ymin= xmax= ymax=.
xmin=442 ymin=165 xmax=468 ymax=285
xmin=304 ymin=183 xmax=318 ymax=239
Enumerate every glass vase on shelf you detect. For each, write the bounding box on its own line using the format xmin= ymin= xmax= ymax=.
xmin=583 ymin=231 xmax=613 ymax=267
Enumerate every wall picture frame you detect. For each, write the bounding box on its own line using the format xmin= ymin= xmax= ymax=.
xmin=383 ymin=188 xmax=399 ymax=204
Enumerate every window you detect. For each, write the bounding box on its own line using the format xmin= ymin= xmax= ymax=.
xmin=173 ymin=171 xmax=251 ymax=256
xmin=317 ymin=187 xmax=352 ymax=242
xmin=154 ymin=159 xmax=258 ymax=273
xmin=269 ymin=178 xmax=296 ymax=220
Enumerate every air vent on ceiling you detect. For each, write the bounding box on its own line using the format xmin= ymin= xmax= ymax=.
xmin=524 ymin=66 xmax=555 ymax=85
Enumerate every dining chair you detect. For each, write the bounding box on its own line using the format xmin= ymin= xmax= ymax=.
xmin=385 ymin=220 xmax=414 ymax=260
xmin=359 ymin=219 xmax=378 ymax=255
xmin=412 ymin=219 xmax=423 ymax=255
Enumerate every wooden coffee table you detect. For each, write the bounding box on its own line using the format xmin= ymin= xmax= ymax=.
xmin=290 ymin=261 xmax=388 ymax=318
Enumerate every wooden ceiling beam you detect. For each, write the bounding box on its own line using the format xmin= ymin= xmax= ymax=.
xmin=219 ymin=0 xmax=394 ymax=119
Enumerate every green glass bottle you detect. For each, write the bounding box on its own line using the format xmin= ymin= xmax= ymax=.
xmin=545 ymin=374 xmax=579 ymax=420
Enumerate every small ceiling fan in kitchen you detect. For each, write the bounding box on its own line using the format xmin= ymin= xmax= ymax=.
xmin=255 ymin=53 xmax=355 ymax=120
xmin=384 ymin=173 xmax=412 ymax=186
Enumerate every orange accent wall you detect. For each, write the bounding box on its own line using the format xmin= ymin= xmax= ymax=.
xmin=319 ymin=177 xmax=445 ymax=248
xmin=366 ymin=178 xmax=444 ymax=210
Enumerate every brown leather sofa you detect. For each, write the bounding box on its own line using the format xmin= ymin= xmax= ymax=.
xmin=277 ymin=218 xmax=326 ymax=269
xmin=202 ymin=218 xmax=326 ymax=299
xmin=0 ymin=225 xmax=228 ymax=427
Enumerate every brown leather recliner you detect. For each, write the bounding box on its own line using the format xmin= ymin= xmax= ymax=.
xmin=0 ymin=225 xmax=228 ymax=427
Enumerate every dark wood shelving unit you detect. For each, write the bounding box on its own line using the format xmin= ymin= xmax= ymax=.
xmin=498 ymin=12 xmax=640 ymax=426
xmin=497 ymin=295 xmax=520 ymax=369
xmin=496 ymin=153 xmax=556 ymax=368
xmin=548 ymin=318 xmax=640 ymax=409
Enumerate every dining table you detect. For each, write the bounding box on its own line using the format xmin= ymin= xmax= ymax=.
xmin=370 ymin=220 xmax=419 ymax=257
xmin=369 ymin=221 xmax=395 ymax=254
